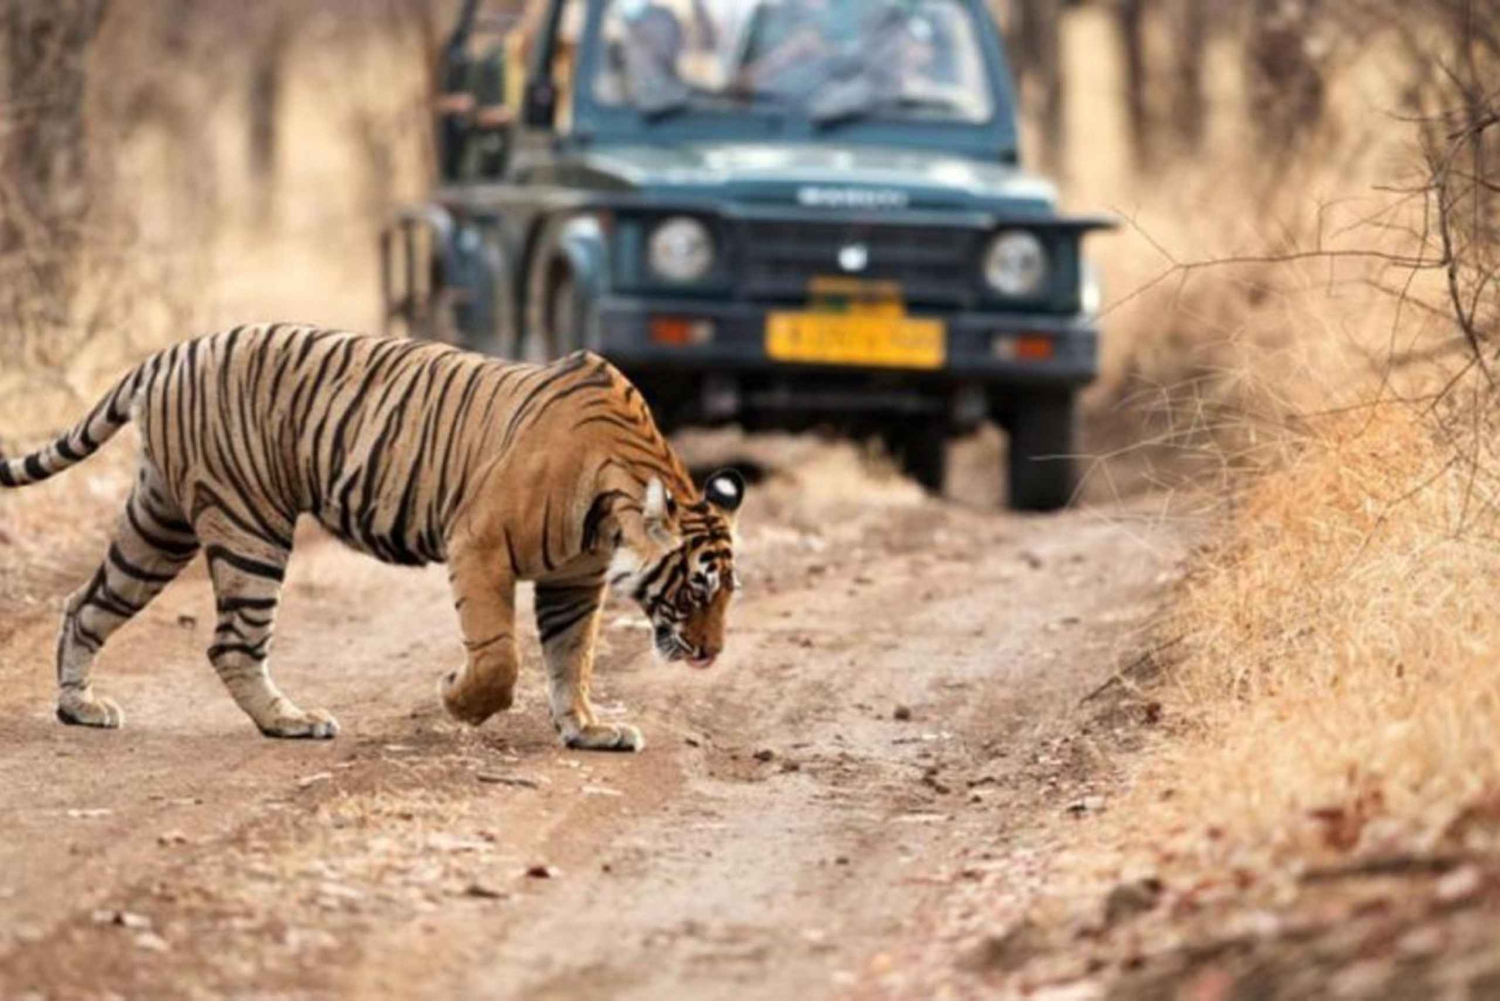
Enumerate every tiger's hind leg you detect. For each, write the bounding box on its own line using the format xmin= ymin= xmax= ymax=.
xmin=536 ymin=579 xmax=644 ymax=752
xmin=56 ymin=462 xmax=201 ymax=729
xmin=197 ymin=515 xmax=337 ymax=739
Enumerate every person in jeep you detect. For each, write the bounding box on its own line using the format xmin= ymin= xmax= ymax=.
xmin=387 ymin=0 xmax=1112 ymax=512
xmin=600 ymin=0 xmax=991 ymax=123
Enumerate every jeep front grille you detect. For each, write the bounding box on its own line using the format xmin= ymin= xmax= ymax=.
xmin=735 ymin=219 xmax=982 ymax=307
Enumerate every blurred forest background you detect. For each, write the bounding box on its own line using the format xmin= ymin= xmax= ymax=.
xmin=0 ymin=0 xmax=1493 ymax=444
xmin=3 ymin=0 xmax=1500 ymax=970
xmin=0 ymin=0 xmax=1490 ymax=437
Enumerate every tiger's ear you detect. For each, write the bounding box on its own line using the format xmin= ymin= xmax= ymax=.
xmin=704 ymin=468 xmax=745 ymax=517
xmin=643 ymin=477 xmax=677 ymax=544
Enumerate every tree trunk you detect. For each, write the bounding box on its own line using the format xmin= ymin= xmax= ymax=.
xmin=246 ymin=4 xmax=290 ymax=224
xmin=1011 ymin=0 xmax=1067 ymax=174
xmin=0 ymin=0 xmax=109 ymax=341
xmin=1170 ymin=0 xmax=1207 ymax=153
xmin=1116 ymin=0 xmax=1151 ymax=170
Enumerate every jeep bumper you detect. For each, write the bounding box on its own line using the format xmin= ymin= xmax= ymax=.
xmin=592 ymin=295 xmax=1098 ymax=385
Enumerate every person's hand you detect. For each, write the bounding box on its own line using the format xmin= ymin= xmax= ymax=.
xmin=436 ymin=92 xmax=477 ymax=115
xmin=475 ymin=104 xmax=514 ymax=129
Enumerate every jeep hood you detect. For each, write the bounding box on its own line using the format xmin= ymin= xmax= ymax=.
xmin=571 ymin=142 xmax=1058 ymax=215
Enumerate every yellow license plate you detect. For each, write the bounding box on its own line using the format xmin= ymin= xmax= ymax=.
xmin=766 ymin=313 xmax=946 ymax=370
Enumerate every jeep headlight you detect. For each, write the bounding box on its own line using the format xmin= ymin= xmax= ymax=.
xmin=983 ymin=230 xmax=1049 ymax=298
xmin=648 ymin=216 xmax=715 ymax=284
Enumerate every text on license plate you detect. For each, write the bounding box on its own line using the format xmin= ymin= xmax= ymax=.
xmin=765 ymin=313 xmax=946 ymax=370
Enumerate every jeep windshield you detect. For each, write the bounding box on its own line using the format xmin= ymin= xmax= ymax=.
xmin=591 ymin=0 xmax=994 ymax=126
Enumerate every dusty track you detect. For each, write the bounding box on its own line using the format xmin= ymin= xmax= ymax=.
xmin=0 ymin=440 xmax=1184 ymax=1000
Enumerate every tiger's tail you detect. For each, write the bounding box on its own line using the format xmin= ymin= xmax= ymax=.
xmin=0 ymin=363 xmax=146 ymax=489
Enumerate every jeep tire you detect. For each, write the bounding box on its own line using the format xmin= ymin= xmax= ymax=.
xmin=523 ymin=271 xmax=582 ymax=363
xmin=1003 ymin=391 xmax=1078 ymax=512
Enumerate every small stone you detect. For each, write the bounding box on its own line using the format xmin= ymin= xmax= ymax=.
xmin=1435 ymin=864 xmax=1484 ymax=905
xmin=1397 ymin=924 xmax=1445 ymax=957
xmin=525 ymin=864 xmax=558 ymax=879
xmin=92 ymin=910 xmax=152 ymax=930
xmin=296 ymin=771 xmax=333 ymax=790
xmin=66 ymin=808 xmax=112 ymax=819
xmin=581 ymin=785 xmax=623 ymax=797
xmin=135 ymin=932 xmax=170 ymax=953
xmin=780 ymin=760 xmax=802 ymax=773
xmin=176 ymin=614 xmax=196 ymax=629
xmin=893 ymin=705 xmax=913 ymax=722
xmin=753 ymin=749 xmax=775 ymax=763
xmin=1067 ymin=796 xmax=1107 ymax=816
xmin=156 ymin=830 xmax=189 ymax=847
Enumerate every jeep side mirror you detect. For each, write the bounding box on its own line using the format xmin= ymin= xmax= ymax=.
xmin=523 ymin=79 xmax=557 ymax=128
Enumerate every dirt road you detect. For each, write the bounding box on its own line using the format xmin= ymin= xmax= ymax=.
xmin=0 ymin=438 xmax=1184 ymax=1000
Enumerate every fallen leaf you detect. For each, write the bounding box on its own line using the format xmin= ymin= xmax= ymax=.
xmin=464 ymin=882 xmax=508 ymax=900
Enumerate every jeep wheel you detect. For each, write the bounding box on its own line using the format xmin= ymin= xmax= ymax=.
xmin=523 ymin=273 xmax=579 ymax=363
xmin=460 ymin=227 xmax=518 ymax=358
xmin=882 ymin=423 xmax=947 ymax=495
xmin=1004 ymin=391 xmax=1078 ymax=512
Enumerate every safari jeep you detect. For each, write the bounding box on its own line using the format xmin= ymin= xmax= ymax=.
xmin=382 ymin=0 xmax=1113 ymax=510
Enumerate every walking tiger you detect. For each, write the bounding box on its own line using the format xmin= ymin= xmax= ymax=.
xmin=0 ymin=323 xmax=745 ymax=752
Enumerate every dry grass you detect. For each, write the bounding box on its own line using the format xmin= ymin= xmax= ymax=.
xmin=1146 ymin=396 xmax=1500 ymax=855
xmin=1024 ymin=5 xmax=1500 ymax=955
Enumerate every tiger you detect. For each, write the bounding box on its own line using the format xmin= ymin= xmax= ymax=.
xmin=0 ymin=323 xmax=745 ymax=752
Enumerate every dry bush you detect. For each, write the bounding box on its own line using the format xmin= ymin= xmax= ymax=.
xmin=1149 ymin=397 xmax=1500 ymax=851
xmin=1072 ymin=0 xmax=1500 ymax=887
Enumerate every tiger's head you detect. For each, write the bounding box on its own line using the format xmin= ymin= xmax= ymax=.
xmin=611 ymin=469 xmax=744 ymax=669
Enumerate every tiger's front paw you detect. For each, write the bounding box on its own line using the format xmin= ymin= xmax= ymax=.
xmin=439 ymin=669 xmax=514 ymax=726
xmin=56 ymin=689 xmax=125 ymax=730
xmin=258 ymin=707 xmax=340 ymax=740
xmin=562 ymin=722 xmax=645 ymax=753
